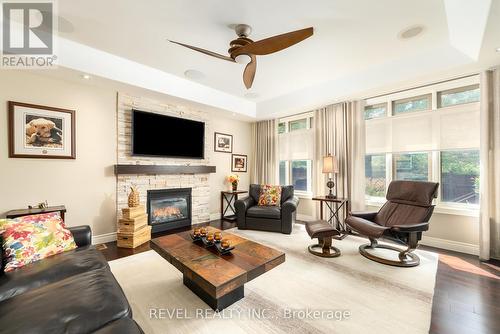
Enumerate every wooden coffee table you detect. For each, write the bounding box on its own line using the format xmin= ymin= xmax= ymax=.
xmin=151 ymin=227 xmax=285 ymax=310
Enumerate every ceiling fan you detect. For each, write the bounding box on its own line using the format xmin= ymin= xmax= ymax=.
xmin=169 ymin=24 xmax=314 ymax=89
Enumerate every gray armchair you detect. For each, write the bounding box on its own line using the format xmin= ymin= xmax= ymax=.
xmin=235 ymin=184 xmax=299 ymax=234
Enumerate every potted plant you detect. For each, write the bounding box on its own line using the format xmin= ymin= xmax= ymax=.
xmin=227 ymin=174 xmax=240 ymax=191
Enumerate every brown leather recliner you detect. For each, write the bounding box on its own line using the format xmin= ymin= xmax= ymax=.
xmin=346 ymin=180 xmax=439 ymax=267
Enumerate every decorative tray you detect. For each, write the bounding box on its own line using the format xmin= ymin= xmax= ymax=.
xmin=190 ymin=234 xmax=235 ymax=254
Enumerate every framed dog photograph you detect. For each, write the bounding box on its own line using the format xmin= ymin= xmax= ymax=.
xmin=214 ymin=132 xmax=233 ymax=153
xmin=8 ymin=101 xmax=76 ymax=159
xmin=231 ymin=154 xmax=247 ymax=172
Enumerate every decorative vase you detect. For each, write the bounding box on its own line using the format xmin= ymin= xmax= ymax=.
xmin=231 ymin=181 xmax=238 ymax=191
xmin=128 ymin=186 xmax=140 ymax=207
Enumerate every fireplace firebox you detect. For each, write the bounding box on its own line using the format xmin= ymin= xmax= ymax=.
xmin=146 ymin=188 xmax=191 ymax=233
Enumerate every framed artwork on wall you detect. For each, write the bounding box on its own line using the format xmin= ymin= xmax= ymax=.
xmin=214 ymin=132 xmax=233 ymax=153
xmin=231 ymin=154 xmax=248 ymax=172
xmin=8 ymin=101 xmax=76 ymax=159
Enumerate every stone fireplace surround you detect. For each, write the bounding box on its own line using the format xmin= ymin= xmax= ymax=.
xmin=116 ymin=93 xmax=212 ymax=226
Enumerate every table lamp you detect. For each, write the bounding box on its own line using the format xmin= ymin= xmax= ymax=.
xmin=322 ymin=154 xmax=339 ymax=198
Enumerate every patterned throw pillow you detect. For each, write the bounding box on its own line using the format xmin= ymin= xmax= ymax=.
xmin=0 ymin=212 xmax=65 ymax=235
xmin=2 ymin=219 xmax=77 ymax=272
xmin=258 ymin=184 xmax=282 ymax=207
xmin=0 ymin=219 xmax=19 ymax=234
xmin=15 ymin=212 xmax=64 ymax=226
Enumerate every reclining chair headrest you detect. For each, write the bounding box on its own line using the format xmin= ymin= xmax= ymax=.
xmin=386 ymin=180 xmax=439 ymax=207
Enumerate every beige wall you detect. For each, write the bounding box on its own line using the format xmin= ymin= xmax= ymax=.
xmin=208 ymin=115 xmax=252 ymax=218
xmin=0 ymin=71 xmax=117 ymax=236
xmin=423 ymin=212 xmax=478 ymax=246
xmin=0 ymin=71 xmax=252 ymax=237
xmin=297 ymin=198 xmax=315 ymax=217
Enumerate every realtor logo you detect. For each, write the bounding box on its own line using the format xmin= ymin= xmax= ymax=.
xmin=1 ymin=1 xmax=57 ymax=68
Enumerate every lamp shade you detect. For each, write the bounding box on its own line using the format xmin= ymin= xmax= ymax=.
xmin=322 ymin=155 xmax=339 ymax=174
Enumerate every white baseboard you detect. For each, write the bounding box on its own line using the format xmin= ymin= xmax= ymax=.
xmin=421 ymin=236 xmax=479 ymax=256
xmin=92 ymin=232 xmax=117 ymax=245
xmin=297 ymin=214 xmax=315 ymax=222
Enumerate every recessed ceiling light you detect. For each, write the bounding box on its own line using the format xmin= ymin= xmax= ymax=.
xmin=184 ymin=69 xmax=205 ymax=80
xmin=81 ymin=74 xmax=91 ymax=80
xmin=496 ymin=47 xmax=500 ymax=52
xmin=398 ymin=25 xmax=425 ymax=40
xmin=244 ymin=92 xmax=259 ymax=99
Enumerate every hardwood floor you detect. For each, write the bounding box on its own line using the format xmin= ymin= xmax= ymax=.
xmin=421 ymin=245 xmax=500 ymax=334
xmin=99 ymin=221 xmax=500 ymax=334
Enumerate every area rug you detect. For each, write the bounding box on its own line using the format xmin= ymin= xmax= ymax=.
xmin=109 ymin=224 xmax=438 ymax=334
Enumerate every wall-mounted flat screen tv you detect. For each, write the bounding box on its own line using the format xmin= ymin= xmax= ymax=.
xmin=132 ymin=109 xmax=205 ymax=159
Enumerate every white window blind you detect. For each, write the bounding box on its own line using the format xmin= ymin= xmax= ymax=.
xmin=365 ymin=102 xmax=479 ymax=154
xmin=279 ymin=128 xmax=314 ymax=160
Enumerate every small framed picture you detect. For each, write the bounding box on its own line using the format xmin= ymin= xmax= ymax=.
xmin=214 ymin=132 xmax=233 ymax=153
xmin=231 ymin=154 xmax=247 ymax=172
xmin=8 ymin=101 xmax=76 ymax=159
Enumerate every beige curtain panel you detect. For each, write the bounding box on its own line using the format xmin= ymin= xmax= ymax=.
xmin=479 ymin=69 xmax=500 ymax=260
xmin=313 ymin=101 xmax=366 ymax=219
xmin=251 ymin=119 xmax=278 ymax=185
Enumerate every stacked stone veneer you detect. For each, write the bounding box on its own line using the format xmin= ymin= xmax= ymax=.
xmin=116 ymin=93 xmax=211 ymax=224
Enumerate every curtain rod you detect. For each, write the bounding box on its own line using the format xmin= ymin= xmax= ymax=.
xmin=363 ymin=73 xmax=479 ymax=101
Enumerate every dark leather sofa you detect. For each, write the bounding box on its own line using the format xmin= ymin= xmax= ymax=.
xmin=0 ymin=225 xmax=143 ymax=334
xmin=235 ymin=184 xmax=299 ymax=234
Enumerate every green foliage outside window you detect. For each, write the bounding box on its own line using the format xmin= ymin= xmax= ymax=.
xmin=393 ymin=95 xmax=431 ymax=115
xmin=364 ymin=104 xmax=386 ymax=120
xmin=289 ymin=119 xmax=307 ymax=131
xmin=278 ymin=122 xmax=286 ymax=134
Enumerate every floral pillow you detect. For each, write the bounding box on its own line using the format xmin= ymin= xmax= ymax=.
xmin=15 ymin=212 xmax=64 ymax=226
xmin=258 ymin=184 xmax=282 ymax=207
xmin=2 ymin=219 xmax=77 ymax=272
xmin=0 ymin=219 xmax=19 ymax=234
xmin=0 ymin=213 xmax=63 ymax=234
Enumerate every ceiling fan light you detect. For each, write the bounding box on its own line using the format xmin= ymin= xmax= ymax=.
xmin=235 ymin=54 xmax=251 ymax=64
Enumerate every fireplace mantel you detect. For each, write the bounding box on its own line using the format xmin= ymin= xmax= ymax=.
xmin=114 ymin=164 xmax=216 ymax=175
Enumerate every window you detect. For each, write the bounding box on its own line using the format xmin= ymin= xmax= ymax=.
xmin=291 ymin=160 xmax=312 ymax=192
xmin=289 ymin=118 xmax=308 ymax=132
xmin=278 ymin=116 xmax=313 ymax=134
xmin=279 ymin=159 xmax=312 ymax=193
xmin=441 ymin=150 xmax=480 ymax=204
xmin=364 ymin=76 xmax=481 ymax=211
xmin=394 ymin=152 xmax=430 ymax=181
xmin=392 ymin=94 xmax=431 ymax=115
xmin=278 ymin=113 xmax=314 ymax=196
xmin=365 ymin=154 xmax=386 ymax=197
xmin=279 ymin=161 xmax=288 ymax=185
xmin=278 ymin=122 xmax=286 ymax=134
xmin=438 ymin=85 xmax=480 ymax=108
xmin=364 ymin=103 xmax=387 ymax=120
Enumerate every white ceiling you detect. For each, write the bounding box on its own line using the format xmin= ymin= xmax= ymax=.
xmin=51 ymin=0 xmax=500 ymax=118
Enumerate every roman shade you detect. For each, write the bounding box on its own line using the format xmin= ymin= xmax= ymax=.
xmin=365 ymin=102 xmax=480 ymax=154
xmin=279 ymin=128 xmax=314 ymax=160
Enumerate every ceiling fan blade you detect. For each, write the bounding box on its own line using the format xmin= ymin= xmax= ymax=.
xmin=243 ymin=55 xmax=257 ymax=89
xmin=238 ymin=27 xmax=313 ymax=56
xmin=168 ymin=40 xmax=235 ymax=62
